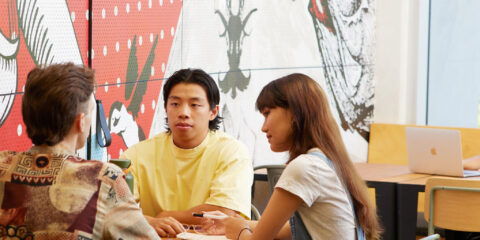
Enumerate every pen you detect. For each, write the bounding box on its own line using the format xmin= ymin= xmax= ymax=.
xmin=192 ymin=212 xmax=227 ymax=220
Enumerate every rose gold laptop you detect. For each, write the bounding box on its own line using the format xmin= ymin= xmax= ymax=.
xmin=405 ymin=127 xmax=480 ymax=177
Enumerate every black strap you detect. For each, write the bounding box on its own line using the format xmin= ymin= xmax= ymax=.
xmin=96 ymin=99 xmax=111 ymax=147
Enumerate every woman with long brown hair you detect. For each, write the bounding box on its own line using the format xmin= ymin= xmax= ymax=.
xmin=203 ymin=73 xmax=381 ymax=239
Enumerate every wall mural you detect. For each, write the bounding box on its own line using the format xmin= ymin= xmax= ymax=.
xmin=0 ymin=0 xmax=375 ymax=165
xmin=158 ymin=0 xmax=375 ymax=165
xmin=91 ymin=0 xmax=181 ymax=160
xmin=215 ymin=0 xmax=257 ymax=99
xmin=108 ymin=35 xmax=157 ymax=149
xmin=0 ymin=0 xmax=87 ymax=153
xmin=0 ymin=0 xmax=19 ymax=129
xmin=308 ymin=0 xmax=375 ymax=140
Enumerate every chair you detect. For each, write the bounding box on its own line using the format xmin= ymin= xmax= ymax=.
xmin=419 ymin=233 xmax=441 ymax=240
xmin=253 ymin=164 xmax=286 ymax=193
xmin=254 ymin=164 xmax=313 ymax=239
xmin=251 ymin=165 xmax=285 ymax=218
xmin=424 ymin=177 xmax=480 ymax=236
xmin=251 ymin=204 xmax=261 ymax=220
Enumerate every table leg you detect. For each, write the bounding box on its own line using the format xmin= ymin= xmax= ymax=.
xmin=368 ymin=181 xmax=397 ymax=240
xmin=396 ymin=184 xmax=425 ymax=240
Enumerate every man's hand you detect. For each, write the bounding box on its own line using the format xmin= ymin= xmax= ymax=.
xmin=463 ymin=155 xmax=480 ymax=170
xmin=145 ymin=216 xmax=185 ymax=237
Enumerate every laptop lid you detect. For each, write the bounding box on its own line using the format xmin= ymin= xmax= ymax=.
xmin=405 ymin=127 xmax=465 ymax=177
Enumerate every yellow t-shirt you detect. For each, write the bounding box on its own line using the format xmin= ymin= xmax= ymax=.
xmin=121 ymin=131 xmax=253 ymax=218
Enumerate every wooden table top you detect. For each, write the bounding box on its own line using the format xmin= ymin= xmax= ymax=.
xmin=353 ymin=162 xmax=480 ymax=186
xmin=353 ymin=162 xmax=412 ymax=182
xmin=254 ymin=163 xmax=415 ymax=182
xmin=255 ymin=162 xmax=480 ymax=186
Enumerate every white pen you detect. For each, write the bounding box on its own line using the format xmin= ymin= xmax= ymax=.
xmin=193 ymin=212 xmax=227 ymax=220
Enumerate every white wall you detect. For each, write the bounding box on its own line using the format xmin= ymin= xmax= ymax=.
xmin=374 ymin=0 xmax=480 ymax=127
xmin=427 ymin=0 xmax=480 ymax=128
xmin=373 ymin=0 xmax=428 ymax=125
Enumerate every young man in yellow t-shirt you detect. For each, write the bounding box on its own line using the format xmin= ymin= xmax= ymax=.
xmin=121 ymin=68 xmax=253 ymax=236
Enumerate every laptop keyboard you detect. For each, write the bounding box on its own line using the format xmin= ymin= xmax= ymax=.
xmin=463 ymin=170 xmax=480 ymax=177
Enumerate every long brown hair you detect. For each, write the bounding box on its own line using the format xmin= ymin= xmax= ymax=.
xmin=256 ymin=73 xmax=381 ymax=239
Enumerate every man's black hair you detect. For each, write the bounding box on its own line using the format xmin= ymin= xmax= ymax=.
xmin=163 ymin=68 xmax=222 ymax=131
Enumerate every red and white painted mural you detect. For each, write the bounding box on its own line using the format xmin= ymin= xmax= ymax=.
xmin=0 ymin=0 xmax=87 ymax=152
xmin=0 ymin=0 xmax=182 ymax=161
xmin=91 ymin=0 xmax=182 ymax=160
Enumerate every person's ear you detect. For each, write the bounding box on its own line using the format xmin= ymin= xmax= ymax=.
xmin=289 ymin=109 xmax=296 ymax=128
xmin=76 ymin=112 xmax=86 ymax=133
xmin=209 ymin=105 xmax=220 ymax=121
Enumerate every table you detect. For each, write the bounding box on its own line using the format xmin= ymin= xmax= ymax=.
xmin=355 ymin=163 xmax=480 ymax=240
xmin=354 ymin=163 xmax=427 ymax=240
xmin=160 ymin=230 xmax=229 ymax=239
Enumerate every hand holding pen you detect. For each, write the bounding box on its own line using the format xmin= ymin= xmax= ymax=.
xmin=193 ymin=212 xmax=228 ymax=220
xmin=195 ymin=211 xmax=229 ymax=235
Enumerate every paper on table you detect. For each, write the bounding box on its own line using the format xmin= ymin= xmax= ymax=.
xmin=176 ymin=232 xmax=228 ymax=240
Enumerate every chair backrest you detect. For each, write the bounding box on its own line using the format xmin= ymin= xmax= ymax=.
xmin=251 ymin=203 xmax=261 ymax=220
xmin=254 ymin=164 xmax=286 ymax=193
xmin=368 ymin=123 xmax=480 ymax=165
xmin=424 ymin=177 xmax=480 ymax=233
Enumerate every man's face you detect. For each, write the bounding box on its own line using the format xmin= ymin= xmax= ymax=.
xmin=166 ymin=83 xmax=218 ymax=148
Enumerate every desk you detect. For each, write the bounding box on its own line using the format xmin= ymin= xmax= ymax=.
xmin=162 ymin=236 xmax=229 ymax=240
xmin=354 ymin=163 xmax=425 ymax=240
xmin=355 ymin=163 xmax=435 ymax=240
xmin=356 ymin=163 xmax=480 ymax=240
